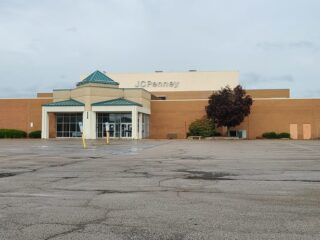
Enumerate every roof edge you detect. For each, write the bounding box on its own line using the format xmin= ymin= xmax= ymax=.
xmin=42 ymin=98 xmax=85 ymax=107
xmin=92 ymin=97 xmax=142 ymax=107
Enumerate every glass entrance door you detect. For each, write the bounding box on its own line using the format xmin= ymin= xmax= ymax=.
xmin=114 ymin=123 xmax=120 ymax=138
xmin=121 ymin=123 xmax=132 ymax=138
xmin=107 ymin=123 xmax=121 ymax=138
xmin=96 ymin=112 xmax=132 ymax=138
xmin=127 ymin=124 xmax=132 ymax=138
xmin=109 ymin=123 xmax=115 ymax=137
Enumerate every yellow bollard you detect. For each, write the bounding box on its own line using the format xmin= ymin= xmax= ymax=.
xmin=104 ymin=122 xmax=110 ymax=145
xmin=82 ymin=133 xmax=87 ymax=149
xmin=106 ymin=131 xmax=110 ymax=144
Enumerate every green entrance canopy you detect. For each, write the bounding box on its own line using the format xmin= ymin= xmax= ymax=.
xmin=92 ymin=98 xmax=142 ymax=107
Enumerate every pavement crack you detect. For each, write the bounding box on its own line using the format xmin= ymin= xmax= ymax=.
xmin=44 ymin=211 xmax=110 ymax=240
xmin=177 ymin=170 xmax=237 ymax=180
xmin=43 ymin=226 xmax=82 ymax=240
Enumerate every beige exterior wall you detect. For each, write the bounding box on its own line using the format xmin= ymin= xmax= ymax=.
xmin=53 ymin=86 xmax=151 ymax=110
xmin=81 ymin=71 xmax=239 ymax=92
xmin=53 ymin=89 xmax=72 ymax=102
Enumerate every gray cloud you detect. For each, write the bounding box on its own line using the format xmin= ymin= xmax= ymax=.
xmin=304 ymin=89 xmax=320 ymax=98
xmin=0 ymin=0 xmax=319 ymax=97
xmin=1 ymin=86 xmax=39 ymax=98
xmin=65 ymin=26 xmax=78 ymax=33
xmin=241 ymin=73 xmax=294 ymax=86
xmin=257 ymin=41 xmax=319 ymax=51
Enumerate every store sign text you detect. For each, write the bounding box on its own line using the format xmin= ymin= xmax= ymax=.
xmin=134 ymin=81 xmax=180 ymax=88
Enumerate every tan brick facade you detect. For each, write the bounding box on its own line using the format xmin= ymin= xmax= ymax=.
xmin=150 ymin=100 xmax=206 ymax=139
xmin=0 ymin=98 xmax=53 ymax=134
xmin=149 ymin=98 xmax=320 ymax=139
xmin=0 ymin=87 xmax=319 ymax=139
xmin=151 ymin=89 xmax=290 ymax=100
xmin=235 ymin=99 xmax=320 ymax=139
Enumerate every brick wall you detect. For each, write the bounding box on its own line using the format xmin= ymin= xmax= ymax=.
xmin=150 ymin=99 xmax=320 ymax=139
xmin=0 ymin=98 xmax=52 ymax=134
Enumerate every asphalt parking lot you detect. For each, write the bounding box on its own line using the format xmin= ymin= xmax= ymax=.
xmin=0 ymin=139 xmax=319 ymax=240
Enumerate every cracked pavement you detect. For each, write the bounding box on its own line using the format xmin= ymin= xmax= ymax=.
xmin=0 ymin=139 xmax=319 ymax=239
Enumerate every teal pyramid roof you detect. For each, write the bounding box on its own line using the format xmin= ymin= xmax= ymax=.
xmin=43 ymin=99 xmax=84 ymax=107
xmin=92 ymin=98 xmax=142 ymax=107
xmin=77 ymin=70 xmax=119 ymax=87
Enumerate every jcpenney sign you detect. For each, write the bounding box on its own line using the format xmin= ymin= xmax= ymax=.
xmin=134 ymin=81 xmax=180 ymax=88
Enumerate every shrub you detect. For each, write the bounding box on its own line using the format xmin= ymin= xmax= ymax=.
xmin=29 ymin=130 xmax=41 ymax=138
xmin=0 ymin=129 xmax=27 ymax=138
xmin=262 ymin=132 xmax=290 ymax=139
xmin=262 ymin=132 xmax=278 ymax=139
xmin=278 ymin=132 xmax=290 ymax=139
xmin=188 ymin=117 xmax=215 ymax=137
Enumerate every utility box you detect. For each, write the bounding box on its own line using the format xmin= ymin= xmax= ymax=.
xmin=228 ymin=130 xmax=247 ymax=139
xmin=238 ymin=130 xmax=247 ymax=139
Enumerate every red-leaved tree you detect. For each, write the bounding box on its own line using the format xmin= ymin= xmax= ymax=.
xmin=206 ymin=85 xmax=253 ymax=132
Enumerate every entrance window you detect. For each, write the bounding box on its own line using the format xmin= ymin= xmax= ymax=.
xmin=96 ymin=112 xmax=132 ymax=138
xmin=56 ymin=113 xmax=83 ymax=137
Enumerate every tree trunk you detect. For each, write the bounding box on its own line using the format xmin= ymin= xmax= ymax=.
xmin=221 ymin=126 xmax=228 ymax=136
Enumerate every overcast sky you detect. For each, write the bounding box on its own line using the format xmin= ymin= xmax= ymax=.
xmin=0 ymin=0 xmax=319 ymax=98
